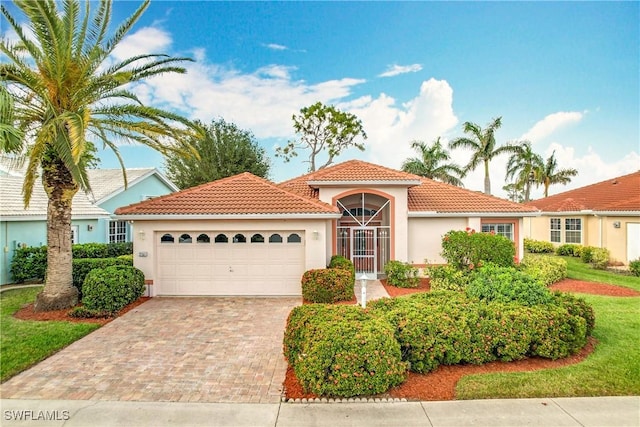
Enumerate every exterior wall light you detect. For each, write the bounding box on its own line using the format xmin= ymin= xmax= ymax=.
xmin=138 ymin=229 xmax=146 ymax=240
xmin=312 ymin=230 xmax=319 ymax=240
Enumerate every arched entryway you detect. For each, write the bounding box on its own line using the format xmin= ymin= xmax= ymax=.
xmin=335 ymin=191 xmax=392 ymax=276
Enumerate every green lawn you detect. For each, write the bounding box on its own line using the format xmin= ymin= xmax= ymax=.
xmin=1 ymin=287 xmax=100 ymax=382
xmin=456 ymin=257 xmax=640 ymax=399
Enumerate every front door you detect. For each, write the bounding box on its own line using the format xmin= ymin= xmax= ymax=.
xmin=352 ymin=227 xmax=376 ymax=275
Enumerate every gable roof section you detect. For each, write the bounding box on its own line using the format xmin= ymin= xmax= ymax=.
xmin=525 ymin=171 xmax=640 ymax=213
xmin=0 ymin=176 xmax=110 ymax=220
xmin=115 ymin=172 xmax=340 ymax=218
xmin=87 ymin=168 xmax=178 ymax=204
xmin=408 ymin=179 xmax=538 ymax=215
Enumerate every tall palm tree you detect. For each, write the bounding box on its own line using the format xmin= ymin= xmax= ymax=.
xmin=505 ymin=141 xmax=544 ymax=202
xmin=539 ymin=151 xmax=578 ymax=197
xmin=449 ymin=117 xmax=519 ymax=195
xmin=1 ymin=0 xmax=199 ymax=311
xmin=401 ymin=138 xmax=465 ymax=186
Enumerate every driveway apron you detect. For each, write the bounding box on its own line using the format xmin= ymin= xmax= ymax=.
xmin=1 ymin=297 xmax=300 ymax=403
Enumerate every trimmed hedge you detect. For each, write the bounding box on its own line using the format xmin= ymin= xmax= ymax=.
xmin=73 ymin=257 xmax=133 ymax=297
xmin=384 ymin=260 xmax=420 ymax=288
xmin=301 ymin=268 xmax=354 ymax=303
xmin=425 ymin=265 xmax=472 ymax=292
xmin=524 ymin=238 xmax=555 ymax=254
xmin=520 ymin=254 xmax=567 ymax=286
xmin=466 ymin=264 xmax=554 ymax=306
xmin=630 ymin=259 xmax=640 ymax=277
xmin=556 ymin=244 xmax=583 ymax=257
xmin=81 ymin=265 xmax=145 ymax=314
xmin=284 ymin=305 xmax=407 ymax=397
xmin=328 ymin=255 xmax=356 ymax=283
xmin=589 ymin=247 xmax=610 ymax=270
xmin=10 ymin=242 xmax=133 ymax=283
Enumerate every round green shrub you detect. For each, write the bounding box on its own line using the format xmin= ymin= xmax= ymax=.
xmin=82 ymin=265 xmax=145 ymax=313
xmin=426 ymin=265 xmax=473 ymax=292
xmin=328 ymin=255 xmax=356 ymax=283
xmin=556 ymin=244 xmax=583 ymax=257
xmin=384 ymin=260 xmax=420 ymax=288
xmin=301 ymin=268 xmax=354 ymax=303
xmin=441 ymin=228 xmax=515 ymax=270
xmin=294 ymin=316 xmax=407 ymax=397
xmin=524 ymin=238 xmax=555 ymax=254
xmin=630 ymin=259 xmax=640 ymax=277
xmin=552 ymin=291 xmax=596 ymax=336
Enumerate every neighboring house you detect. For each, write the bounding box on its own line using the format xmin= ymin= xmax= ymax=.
xmin=115 ymin=160 xmax=538 ymax=297
xmin=0 ymin=168 xmax=178 ymax=284
xmin=524 ymin=170 xmax=640 ymax=264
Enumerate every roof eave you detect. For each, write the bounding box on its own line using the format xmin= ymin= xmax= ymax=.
xmin=307 ymin=180 xmax=422 ymax=187
xmin=408 ymin=211 xmax=540 ymax=218
xmin=94 ymin=169 xmax=179 ymax=205
xmin=539 ymin=210 xmax=640 ymax=216
xmin=115 ymin=213 xmax=342 ymax=221
xmin=1 ymin=214 xmax=111 ymax=221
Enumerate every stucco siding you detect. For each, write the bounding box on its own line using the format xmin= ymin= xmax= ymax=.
xmin=408 ymin=217 xmax=467 ymax=264
xmin=98 ymin=174 xmax=175 ymax=213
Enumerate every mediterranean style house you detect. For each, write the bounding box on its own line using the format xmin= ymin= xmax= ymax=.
xmin=0 ymin=167 xmax=178 ymax=284
xmin=115 ymin=160 xmax=537 ymax=297
xmin=524 ymin=170 xmax=640 ymax=264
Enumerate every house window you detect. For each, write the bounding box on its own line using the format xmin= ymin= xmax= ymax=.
xmin=196 ymin=233 xmax=210 ymax=243
xmin=109 ymin=220 xmax=128 ymax=243
xmin=214 ymin=234 xmax=228 ymax=243
xmin=251 ymin=233 xmax=264 ymax=243
xmin=287 ymin=233 xmax=302 ymax=243
xmin=269 ymin=233 xmax=283 ymax=243
xmin=179 ymin=233 xmax=192 ymax=243
xmin=481 ymin=223 xmax=514 ymax=240
xmin=565 ymin=218 xmax=582 ymax=244
xmin=233 ymin=233 xmax=246 ymax=243
xmin=160 ymin=233 xmax=174 ymax=243
xmin=550 ymin=218 xmax=561 ymax=243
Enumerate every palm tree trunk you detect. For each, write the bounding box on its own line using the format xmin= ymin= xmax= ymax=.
xmin=484 ymin=160 xmax=491 ymax=194
xmin=544 ymin=179 xmax=550 ymax=197
xmin=34 ymin=159 xmax=79 ymax=311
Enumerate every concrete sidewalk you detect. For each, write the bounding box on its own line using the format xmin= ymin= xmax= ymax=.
xmin=1 ymin=396 xmax=638 ymax=426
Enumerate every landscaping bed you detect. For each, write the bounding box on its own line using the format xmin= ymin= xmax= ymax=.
xmin=284 ymin=278 xmax=635 ymax=401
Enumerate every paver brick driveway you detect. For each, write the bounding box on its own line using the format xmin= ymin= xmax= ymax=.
xmin=1 ymin=297 xmax=300 ymax=403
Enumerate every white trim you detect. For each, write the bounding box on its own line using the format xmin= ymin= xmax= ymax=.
xmin=307 ymin=180 xmax=421 ymax=187
xmin=115 ymin=213 xmax=342 ymax=221
xmin=408 ymin=211 xmax=539 ymax=218
xmin=1 ymin=214 xmax=111 ymax=221
xmin=538 ymin=210 xmax=639 ymax=217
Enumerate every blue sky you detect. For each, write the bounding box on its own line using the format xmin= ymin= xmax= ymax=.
xmin=4 ymin=1 xmax=640 ymax=198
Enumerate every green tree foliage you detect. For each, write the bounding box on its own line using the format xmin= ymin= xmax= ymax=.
xmin=401 ymin=138 xmax=465 ymax=186
xmin=275 ymin=102 xmax=367 ymax=171
xmin=449 ymin=117 xmax=519 ymax=195
xmin=165 ymin=118 xmax=270 ymax=189
xmin=505 ymin=141 xmax=544 ymax=202
xmin=1 ymin=0 xmax=198 ymax=311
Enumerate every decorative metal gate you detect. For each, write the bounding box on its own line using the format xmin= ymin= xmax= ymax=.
xmin=337 ymin=226 xmax=390 ymax=276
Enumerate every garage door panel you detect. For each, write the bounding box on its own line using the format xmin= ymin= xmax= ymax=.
xmin=156 ymin=231 xmax=305 ymax=296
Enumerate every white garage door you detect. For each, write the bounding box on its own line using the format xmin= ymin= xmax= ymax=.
xmin=156 ymin=231 xmax=305 ymax=296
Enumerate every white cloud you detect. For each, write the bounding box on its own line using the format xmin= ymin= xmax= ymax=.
xmin=111 ymin=27 xmax=173 ymax=60
xmin=378 ymin=64 xmax=423 ymax=78
xmin=264 ymin=43 xmax=288 ymax=51
xmin=520 ymin=111 xmax=583 ymax=143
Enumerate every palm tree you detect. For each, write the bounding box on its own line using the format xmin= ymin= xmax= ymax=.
xmin=539 ymin=151 xmax=578 ymax=197
xmin=449 ymin=117 xmax=519 ymax=195
xmin=401 ymin=138 xmax=465 ymax=186
xmin=1 ymin=0 xmax=199 ymax=311
xmin=505 ymin=141 xmax=544 ymax=202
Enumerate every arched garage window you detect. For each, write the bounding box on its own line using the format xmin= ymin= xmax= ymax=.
xmin=197 ymin=233 xmax=210 ymax=243
xmin=287 ymin=233 xmax=301 ymax=243
xmin=251 ymin=233 xmax=264 ymax=243
xmin=179 ymin=234 xmax=192 ymax=243
xmin=269 ymin=233 xmax=283 ymax=243
xmin=214 ymin=234 xmax=228 ymax=243
xmin=160 ymin=233 xmax=174 ymax=243
xmin=233 ymin=233 xmax=246 ymax=243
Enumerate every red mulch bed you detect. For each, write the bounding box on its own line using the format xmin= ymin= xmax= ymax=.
xmin=284 ymin=278 xmax=638 ymax=401
xmin=13 ymin=297 xmax=150 ymax=325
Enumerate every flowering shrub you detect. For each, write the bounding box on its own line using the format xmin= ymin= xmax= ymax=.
xmin=284 ymin=305 xmax=407 ymax=397
xmin=524 ymin=238 xmax=555 ymax=254
xmin=589 ymin=247 xmax=610 ymax=270
xmin=301 ymin=268 xmax=354 ymax=303
xmin=520 ymin=254 xmax=567 ymax=286
xmin=441 ymin=228 xmax=515 ymax=270
xmin=384 ymin=260 xmax=420 ymax=288
xmin=328 ymin=255 xmax=356 ymax=284
xmin=556 ymin=244 xmax=583 ymax=257
xmin=425 ymin=265 xmax=473 ymax=292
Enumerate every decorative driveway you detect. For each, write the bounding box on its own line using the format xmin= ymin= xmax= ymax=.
xmin=1 ymin=297 xmax=300 ymax=403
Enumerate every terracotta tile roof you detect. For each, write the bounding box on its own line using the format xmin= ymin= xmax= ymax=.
xmin=295 ymin=160 xmax=422 ymax=184
xmin=115 ymin=172 xmax=339 ymax=216
xmin=525 ymin=171 xmax=640 ymax=212
xmin=408 ymin=179 xmax=538 ymax=213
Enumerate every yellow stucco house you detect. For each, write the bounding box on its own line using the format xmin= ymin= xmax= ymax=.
xmin=524 ymin=171 xmax=640 ymax=265
xmin=115 ymin=160 xmax=537 ymax=296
